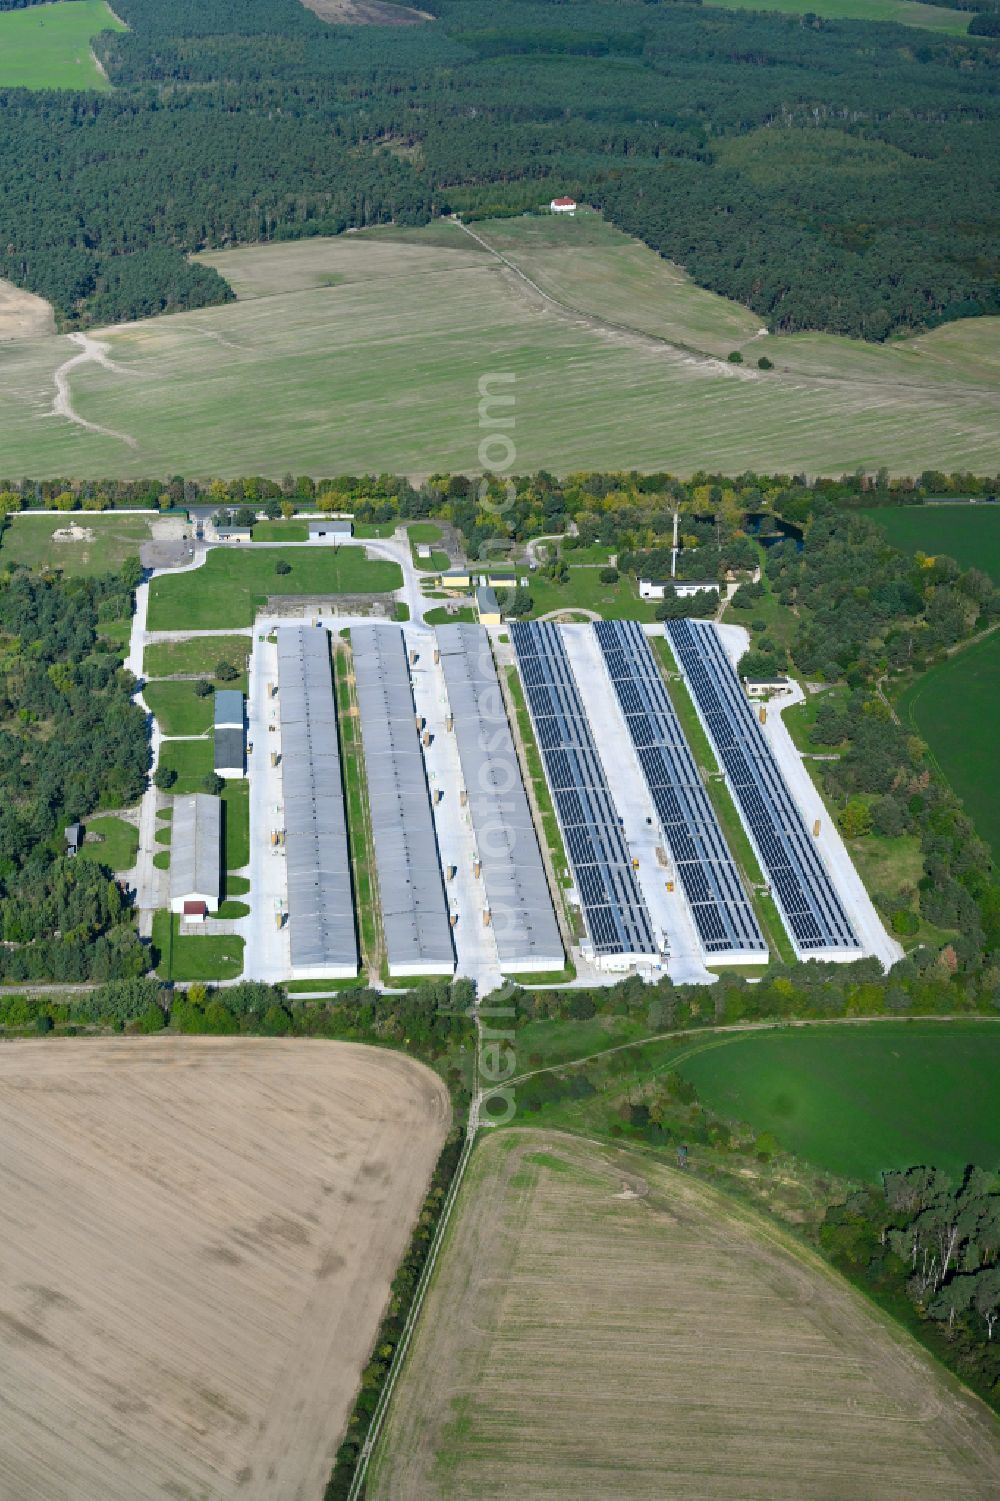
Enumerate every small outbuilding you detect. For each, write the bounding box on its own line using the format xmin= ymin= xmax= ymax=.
xmin=214 ymin=690 xmax=245 ymax=776
xmin=639 ymin=577 xmax=721 ymax=601
xmin=308 ymin=517 xmax=353 ymax=541
xmin=170 ymin=794 xmax=222 ymax=915
xmin=550 ymin=196 xmax=577 ymax=214
xmin=215 ymin=523 xmax=253 ymax=543
xmin=476 ymin=585 xmax=503 ymax=626
xmin=743 ymin=676 xmax=789 ymax=698
xmin=64 ymin=823 xmax=83 ymax=857
xmin=440 ymin=569 xmax=472 ymax=591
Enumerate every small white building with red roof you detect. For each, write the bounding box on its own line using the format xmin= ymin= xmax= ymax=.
xmin=550 ymin=196 xmax=577 ymax=214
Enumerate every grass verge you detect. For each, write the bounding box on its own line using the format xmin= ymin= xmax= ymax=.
xmin=333 ymin=643 xmax=381 ymax=974
xmin=152 ymin=910 xmax=244 ymax=982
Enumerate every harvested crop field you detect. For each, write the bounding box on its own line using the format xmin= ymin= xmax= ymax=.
xmin=0 ymin=1038 xmax=450 ymax=1501
xmin=370 ymin=1130 xmax=1000 ymax=1499
xmin=3 ymin=216 xmax=999 ymax=478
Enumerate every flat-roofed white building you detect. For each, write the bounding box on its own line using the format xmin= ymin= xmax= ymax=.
xmin=639 ymin=578 xmax=721 ymax=601
xmin=169 ymin=794 xmax=222 ymax=919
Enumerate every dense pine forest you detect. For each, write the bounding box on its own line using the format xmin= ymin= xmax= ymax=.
xmin=0 ymin=0 xmax=997 ymax=337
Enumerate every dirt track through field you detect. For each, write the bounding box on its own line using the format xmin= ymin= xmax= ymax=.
xmin=0 ymin=1038 xmax=450 ymax=1501
xmin=371 ymin=1130 xmax=1000 ymax=1499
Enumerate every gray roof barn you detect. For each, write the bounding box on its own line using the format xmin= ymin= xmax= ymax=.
xmin=214 ymin=690 xmax=244 ymax=728
xmin=170 ymin=794 xmax=222 ymax=908
xmin=308 ymin=517 xmax=352 ymax=536
xmin=436 ymin=623 xmax=563 ymax=972
xmin=352 ymin=625 xmax=454 ymax=977
xmin=276 ymin=627 xmax=357 ymax=975
xmin=214 ymin=727 xmax=245 ymax=775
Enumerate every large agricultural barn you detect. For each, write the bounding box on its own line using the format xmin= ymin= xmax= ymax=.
xmin=276 ymin=627 xmax=357 ymax=979
xmin=352 ymin=626 xmax=455 ymax=979
xmin=169 ymin=794 xmax=222 ymax=920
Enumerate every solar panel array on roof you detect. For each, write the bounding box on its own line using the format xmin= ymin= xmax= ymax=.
xmin=594 ymin=620 xmax=766 ymax=957
xmin=436 ymin=623 xmax=563 ymax=971
xmin=509 ymin=620 xmax=655 ymax=959
xmin=665 ymin=619 xmax=859 ymax=953
xmin=352 ymin=626 xmax=454 ymax=977
xmin=276 ymin=627 xmax=358 ymax=975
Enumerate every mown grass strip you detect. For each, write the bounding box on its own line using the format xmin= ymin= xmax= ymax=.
xmin=333 ymin=644 xmax=382 ymax=976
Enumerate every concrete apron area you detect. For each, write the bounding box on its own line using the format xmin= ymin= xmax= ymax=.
xmin=714 ymin=623 xmax=903 ymax=970
xmin=560 ymin=625 xmax=716 ymax=988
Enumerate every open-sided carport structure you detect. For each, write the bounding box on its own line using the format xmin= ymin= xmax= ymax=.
xmin=276 ymin=626 xmax=357 ymax=978
xmin=436 ymin=623 xmax=563 ymax=974
xmin=352 ymin=626 xmax=455 ymax=978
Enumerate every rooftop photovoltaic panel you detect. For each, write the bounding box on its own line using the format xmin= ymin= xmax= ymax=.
xmin=276 ymin=627 xmax=358 ymax=975
xmin=352 ymin=626 xmax=454 ymax=976
xmin=436 ymin=623 xmax=563 ymax=971
xmin=665 ymin=619 xmax=859 ymax=954
xmin=594 ymin=620 xmax=766 ymax=957
xmin=509 ymin=620 xmax=655 ymax=959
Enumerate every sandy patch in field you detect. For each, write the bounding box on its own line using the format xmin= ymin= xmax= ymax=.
xmin=0 ymin=1038 xmax=450 ymax=1501
xmin=299 ymin=0 xmax=432 ymax=23
xmin=0 ymin=279 xmax=55 ymax=340
xmin=371 ymin=1130 xmax=1000 ymax=1499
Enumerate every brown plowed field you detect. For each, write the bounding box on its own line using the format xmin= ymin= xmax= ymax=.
xmin=0 ymin=1038 xmax=450 ymax=1501
xmin=371 ymin=1129 xmax=1000 ymax=1499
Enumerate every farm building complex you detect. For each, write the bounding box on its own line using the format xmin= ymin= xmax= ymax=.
xmin=165 ymin=588 xmax=894 ymax=987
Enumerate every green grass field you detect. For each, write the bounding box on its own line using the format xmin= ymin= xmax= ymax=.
xmin=143 ymin=681 xmax=214 ymax=737
xmin=142 ymin=635 xmax=250 ymax=677
xmin=707 ymin=0 xmax=971 ymax=32
xmin=222 ymin=779 xmax=249 ymax=870
xmin=859 ymin=505 xmax=1000 ymax=582
xmin=675 ymin=1022 xmax=1000 ymax=1182
xmin=524 ymin=566 xmax=657 ymax=621
xmin=897 ymin=630 xmax=1000 ymax=855
xmin=0 ymin=511 xmax=152 ymax=574
xmin=0 ymin=1 xmax=125 ymax=91
xmin=157 ymin=737 xmax=213 ymax=792
xmin=3 ymin=215 xmax=999 ymax=478
xmin=152 ymin=910 xmax=244 ymax=982
xmin=422 ymin=605 xmax=476 ymax=624
xmin=77 ymin=815 xmax=138 ymax=871
xmin=146 ymin=547 xmax=401 ymax=629
xmin=251 ymin=520 xmax=308 ymax=542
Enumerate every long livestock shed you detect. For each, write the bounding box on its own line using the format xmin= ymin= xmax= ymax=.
xmin=595 ymin=620 xmax=766 ymax=958
xmin=169 ymin=793 xmax=222 ymax=915
xmin=436 ymin=623 xmax=563 ymax=973
xmin=665 ymin=619 xmax=859 ymax=956
xmin=509 ymin=619 xmax=656 ymax=965
xmin=352 ymin=626 xmax=454 ymax=978
xmin=276 ymin=626 xmax=358 ymax=977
